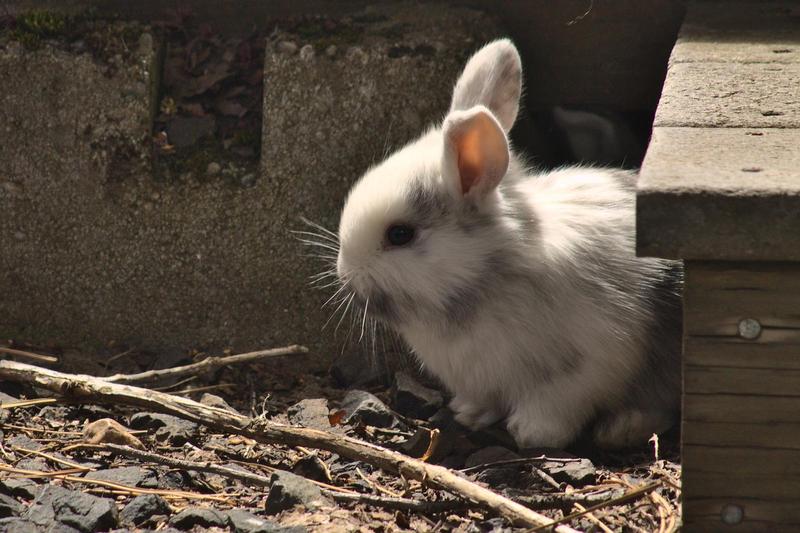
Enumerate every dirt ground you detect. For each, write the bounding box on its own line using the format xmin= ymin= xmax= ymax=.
xmin=0 ymin=341 xmax=681 ymax=533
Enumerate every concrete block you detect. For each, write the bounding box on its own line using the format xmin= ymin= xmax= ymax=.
xmin=637 ymin=127 xmax=800 ymax=261
xmin=0 ymin=5 xmax=502 ymax=362
xmin=654 ymin=62 xmax=800 ymax=128
xmin=257 ymin=3 xmax=502 ymax=360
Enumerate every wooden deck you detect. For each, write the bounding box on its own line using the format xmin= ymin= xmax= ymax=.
xmin=637 ymin=2 xmax=800 ymax=531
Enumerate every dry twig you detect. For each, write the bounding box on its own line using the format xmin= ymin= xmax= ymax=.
xmin=0 ymin=346 xmax=59 ymax=364
xmin=0 ymin=360 xmax=577 ymax=531
xmin=102 ymin=345 xmax=308 ymax=385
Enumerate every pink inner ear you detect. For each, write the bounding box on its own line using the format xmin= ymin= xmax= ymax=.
xmin=452 ymin=112 xmax=508 ymax=196
xmin=457 ymin=127 xmax=484 ymax=194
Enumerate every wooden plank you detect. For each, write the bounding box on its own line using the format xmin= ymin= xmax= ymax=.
xmin=685 ymin=338 xmax=800 ymax=370
xmin=683 ymin=445 xmax=800 ymax=476
xmin=684 ymin=393 xmax=800 ymax=424
xmin=682 ymin=261 xmax=800 ymax=531
xmin=684 ymin=420 xmax=800 ymax=450
xmin=683 ymin=471 xmax=800 ymax=500
xmin=684 ymin=499 xmax=800 ymax=533
xmin=683 ymin=261 xmax=800 ymax=335
xmin=685 ymin=366 xmax=800 ymax=396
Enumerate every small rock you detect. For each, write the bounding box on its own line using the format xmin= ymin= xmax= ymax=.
xmin=465 ymin=446 xmax=519 ymax=469
xmin=0 ymin=518 xmax=44 ymax=533
xmin=15 ymin=458 xmax=49 ymax=472
xmin=277 ymin=41 xmax=298 ymax=55
xmin=0 ymin=493 xmax=21 ymax=518
xmin=467 ymin=517 xmax=512 ymax=533
xmin=85 ymin=466 xmax=159 ymax=488
xmin=0 ymin=478 xmax=40 ymax=500
xmin=25 ymin=485 xmax=117 ymax=532
xmin=130 ymin=412 xmax=199 ymax=445
xmin=346 ymin=46 xmax=368 ymax=64
xmin=120 ymin=494 xmax=170 ymax=526
xmin=286 ymin=399 xmax=331 ymax=430
xmin=166 ymin=116 xmax=216 ymax=148
xmin=83 ymin=418 xmax=144 ymax=449
xmin=391 ymin=371 xmax=443 ymax=419
xmin=240 ymin=173 xmax=257 ymax=188
xmin=292 ymin=454 xmax=332 ymax=484
xmin=299 ymin=44 xmax=315 ymax=61
xmin=539 ymin=457 xmax=596 ymax=486
xmin=339 ymin=390 xmax=396 ymax=428
xmin=199 ymin=392 xmax=238 ymax=413
xmin=325 ymin=45 xmax=337 ymax=57
xmin=226 ymin=509 xmax=299 ymax=533
xmin=205 ymin=162 xmax=222 ymax=177
xmin=169 ymin=507 xmax=229 ymax=530
xmin=264 ymin=471 xmax=331 ymax=514
xmin=6 ymin=435 xmax=43 ymax=452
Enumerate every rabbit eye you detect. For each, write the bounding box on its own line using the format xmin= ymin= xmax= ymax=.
xmin=386 ymin=224 xmax=415 ymax=246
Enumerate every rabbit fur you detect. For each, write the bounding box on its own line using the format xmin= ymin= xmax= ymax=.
xmin=335 ymin=39 xmax=681 ymax=448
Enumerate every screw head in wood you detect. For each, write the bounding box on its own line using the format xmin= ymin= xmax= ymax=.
xmin=738 ymin=318 xmax=761 ymax=340
xmin=721 ymin=503 xmax=744 ymax=525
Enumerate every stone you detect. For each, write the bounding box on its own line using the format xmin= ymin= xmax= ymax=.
xmin=24 ymin=485 xmax=118 ymax=532
xmin=0 ymin=6 xmax=501 ymax=361
xmin=0 ymin=493 xmax=21 ymax=518
xmin=638 ymin=127 xmax=800 ymax=261
xmin=292 ymin=453 xmax=332 ymax=484
xmin=276 ymin=41 xmax=297 ymax=55
xmin=539 ymin=458 xmax=596 ymax=486
xmin=0 ymin=518 xmax=47 ymax=533
xmin=205 ymin=162 xmax=222 ymax=177
xmin=83 ymin=418 xmax=145 ymax=449
xmin=120 ymin=494 xmax=171 ymax=526
xmin=286 ymin=399 xmax=331 ymax=430
xmin=0 ymin=478 xmax=40 ymax=500
xmin=199 ymin=392 xmax=238 ymax=413
xmin=226 ymin=509 xmax=301 ymax=533
xmin=298 ymin=44 xmax=315 ymax=61
xmin=654 ymin=62 xmax=800 ymax=128
xmin=391 ymin=371 xmax=443 ymax=419
xmin=85 ymin=466 xmax=160 ymax=488
xmin=339 ymin=390 xmax=396 ymax=428
xmin=129 ymin=412 xmax=199 ymax=444
xmin=264 ymin=471 xmax=332 ymax=514
xmin=169 ymin=506 xmax=229 ymax=530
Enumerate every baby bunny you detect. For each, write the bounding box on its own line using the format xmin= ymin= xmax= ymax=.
xmin=335 ymin=39 xmax=681 ymax=448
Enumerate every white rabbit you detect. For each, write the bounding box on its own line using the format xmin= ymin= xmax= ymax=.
xmin=334 ymin=39 xmax=681 ymax=448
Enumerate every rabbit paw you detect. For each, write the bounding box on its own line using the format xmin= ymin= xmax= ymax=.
xmin=506 ymin=404 xmax=578 ymax=448
xmin=449 ymin=396 xmax=503 ymax=430
xmin=593 ymin=408 xmax=674 ymax=449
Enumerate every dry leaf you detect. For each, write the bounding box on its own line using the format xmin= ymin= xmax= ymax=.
xmin=83 ymin=418 xmax=145 ymax=450
xmin=328 ymin=409 xmax=347 ymax=427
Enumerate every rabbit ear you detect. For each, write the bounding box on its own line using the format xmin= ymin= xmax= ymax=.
xmin=450 ymin=39 xmax=522 ymax=133
xmin=442 ymin=106 xmax=509 ymax=199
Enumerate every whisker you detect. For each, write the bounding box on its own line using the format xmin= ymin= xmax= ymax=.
xmin=290 ymin=229 xmax=339 ymax=245
xmin=300 ymin=216 xmax=339 ymax=239
xmin=323 ymin=291 xmax=352 ymax=330
xmin=335 ymin=292 xmax=356 ymax=334
xmin=358 ymin=297 xmax=370 ymax=342
xmin=296 ymin=239 xmax=340 ymax=253
xmin=323 ymin=281 xmax=351 ymax=308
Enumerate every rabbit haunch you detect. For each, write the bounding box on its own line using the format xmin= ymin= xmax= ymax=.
xmin=335 ymin=39 xmax=681 ymax=448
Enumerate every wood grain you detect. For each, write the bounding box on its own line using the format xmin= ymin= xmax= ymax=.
xmin=683 ymin=261 xmax=800 ymax=531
